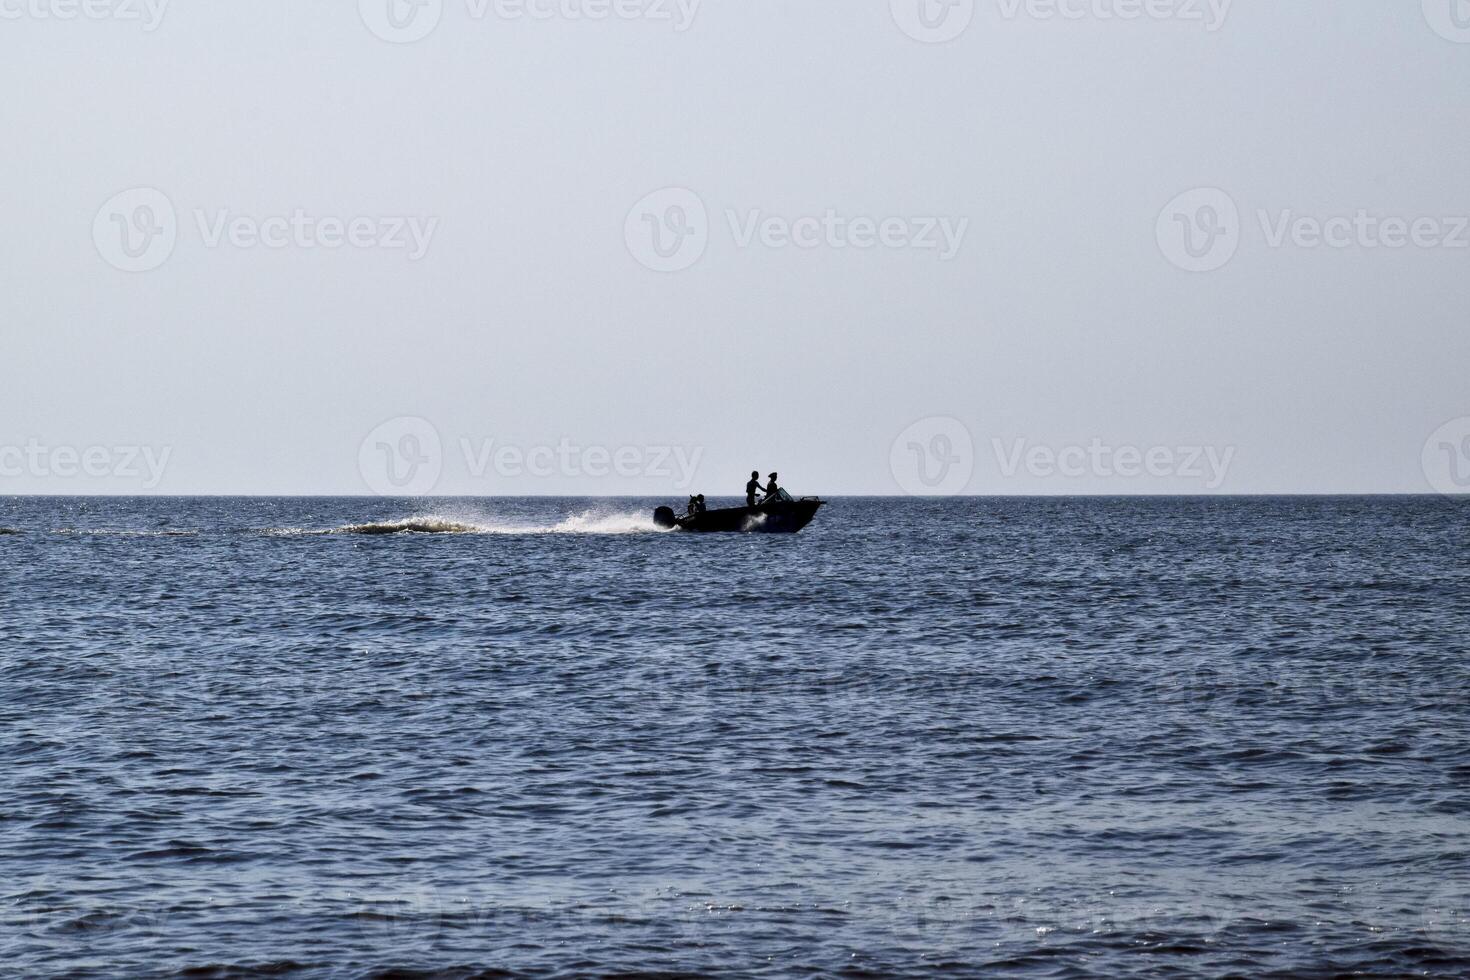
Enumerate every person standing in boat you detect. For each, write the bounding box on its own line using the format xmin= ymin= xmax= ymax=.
xmin=762 ymin=472 xmax=781 ymax=504
xmin=745 ymin=471 xmax=762 ymax=508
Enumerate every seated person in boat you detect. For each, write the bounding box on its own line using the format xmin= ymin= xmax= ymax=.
xmin=746 ymin=471 xmax=762 ymax=507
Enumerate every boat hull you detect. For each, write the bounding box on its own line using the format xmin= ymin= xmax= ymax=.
xmin=656 ymin=499 xmax=824 ymax=534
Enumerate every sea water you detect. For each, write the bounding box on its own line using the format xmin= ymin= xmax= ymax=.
xmin=2 ymin=495 xmax=1468 ymax=977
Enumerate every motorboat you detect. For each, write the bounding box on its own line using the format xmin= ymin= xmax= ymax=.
xmin=654 ymin=491 xmax=824 ymax=534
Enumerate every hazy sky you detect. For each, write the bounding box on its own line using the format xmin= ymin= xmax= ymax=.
xmin=3 ymin=1 xmax=1469 ymax=495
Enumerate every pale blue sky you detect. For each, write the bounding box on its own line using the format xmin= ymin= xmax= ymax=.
xmin=3 ymin=1 xmax=1468 ymax=494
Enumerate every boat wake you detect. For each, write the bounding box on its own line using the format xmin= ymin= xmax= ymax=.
xmin=275 ymin=510 xmax=669 ymax=537
xmin=55 ymin=529 xmax=200 ymax=537
xmin=316 ymin=517 xmax=489 ymax=536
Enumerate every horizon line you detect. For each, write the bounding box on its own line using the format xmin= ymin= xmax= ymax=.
xmin=0 ymin=491 xmax=1463 ymax=500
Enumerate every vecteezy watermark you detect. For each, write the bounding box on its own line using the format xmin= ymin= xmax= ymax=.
xmin=890 ymin=0 xmax=1231 ymax=43
xmin=995 ymin=0 xmax=1232 ymax=31
xmin=357 ymin=417 xmax=705 ymax=494
xmin=890 ymin=417 xmax=976 ymax=496
xmin=726 ymin=210 xmax=968 ymax=259
xmin=358 ymin=0 xmax=700 ymax=43
xmin=0 ymin=0 xmax=169 ymax=30
xmin=1158 ymin=187 xmax=1470 ymax=272
xmin=1156 ymin=187 xmax=1240 ymax=273
xmin=891 ymin=0 xmax=975 ymax=43
xmin=358 ymin=0 xmax=444 ymax=43
xmin=993 ymin=438 xmax=1236 ymax=489
xmin=1165 ymin=659 xmax=1470 ymax=726
xmin=360 ymin=417 xmax=444 ymax=496
xmin=626 ymin=187 xmax=969 ymax=273
xmin=1423 ymin=880 xmax=1470 ymax=946
xmin=1423 ymin=0 xmax=1470 ymax=43
xmin=624 ymin=187 xmax=709 ymax=273
xmin=193 ymin=210 xmax=438 ymax=259
xmin=474 ymin=0 xmax=699 ymax=28
xmin=1423 ymin=417 xmax=1470 ymax=496
xmin=1257 ymin=210 xmax=1470 ymax=251
xmin=0 ymin=440 xmax=172 ymax=489
xmin=93 ymin=187 xmax=178 ymax=273
xmin=459 ymin=437 xmax=703 ymax=488
xmin=94 ymin=188 xmax=439 ymax=272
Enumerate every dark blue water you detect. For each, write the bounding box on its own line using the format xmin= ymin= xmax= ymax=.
xmin=3 ymin=496 xmax=1469 ymax=978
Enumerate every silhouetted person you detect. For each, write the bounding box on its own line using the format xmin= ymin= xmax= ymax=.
xmin=695 ymin=495 xmax=708 ymax=514
xmin=762 ymin=472 xmax=780 ymax=503
xmin=745 ymin=471 xmax=762 ymax=507
xmin=687 ymin=495 xmax=699 ymax=516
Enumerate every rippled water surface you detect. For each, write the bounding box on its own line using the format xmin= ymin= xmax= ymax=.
xmin=3 ymin=495 xmax=1469 ymax=978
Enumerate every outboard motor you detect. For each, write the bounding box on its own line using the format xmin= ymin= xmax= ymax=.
xmin=653 ymin=506 xmax=678 ymax=529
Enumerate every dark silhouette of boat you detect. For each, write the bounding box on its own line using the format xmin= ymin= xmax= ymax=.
xmin=654 ymin=495 xmax=824 ymax=534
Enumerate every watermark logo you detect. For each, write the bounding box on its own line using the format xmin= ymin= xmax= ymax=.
xmin=0 ymin=440 xmax=172 ymax=489
xmin=995 ymin=0 xmax=1232 ymax=31
xmin=481 ymin=0 xmax=700 ymax=29
xmin=359 ymin=0 xmax=443 ymax=43
xmin=1423 ymin=0 xmax=1470 ymax=43
xmin=93 ymin=189 xmax=439 ymax=271
xmin=1259 ymin=209 xmax=1469 ymax=251
xmin=625 ymin=187 xmax=709 ymax=273
xmin=1157 ymin=187 xmax=1239 ymax=273
xmin=890 ymin=417 xmax=975 ymax=495
xmin=993 ymin=438 xmax=1235 ymax=488
xmin=93 ymin=187 xmax=177 ymax=273
xmin=359 ymin=417 xmax=443 ymax=495
xmin=1423 ymin=880 xmax=1470 ymax=946
xmin=1160 ymin=188 xmax=1470 ymax=272
xmin=626 ymin=188 xmax=969 ymax=272
xmin=727 ymin=209 xmax=968 ymax=259
xmin=193 ymin=209 xmax=439 ymax=259
xmin=460 ymin=437 xmax=703 ymax=487
xmin=0 ymin=0 xmax=170 ymax=30
xmin=1423 ymin=417 xmax=1470 ymax=496
xmin=360 ymin=0 xmax=698 ymax=41
xmin=891 ymin=0 xmax=975 ymax=43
